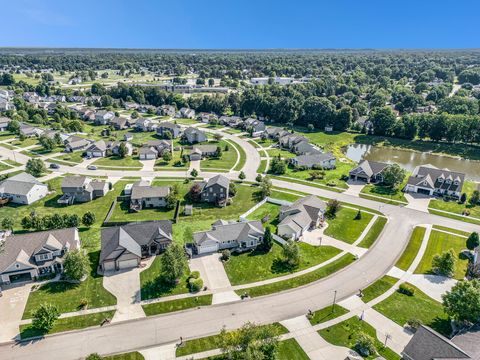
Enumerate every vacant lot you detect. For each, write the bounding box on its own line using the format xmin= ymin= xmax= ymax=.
xmin=324 ymin=207 xmax=374 ymax=244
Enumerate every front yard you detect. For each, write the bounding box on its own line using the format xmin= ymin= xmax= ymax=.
xmin=93 ymin=155 xmax=143 ymax=169
xmin=200 ymin=140 xmax=238 ymax=171
xmin=360 ymin=183 xmax=408 ymax=204
xmin=395 ymin=226 xmax=426 ymax=271
xmin=324 ymin=207 xmax=374 ymax=244
xmin=361 ymin=275 xmax=398 ymax=303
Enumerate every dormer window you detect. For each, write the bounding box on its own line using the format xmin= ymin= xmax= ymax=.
xmin=454 ymin=181 xmax=459 ymax=185
xmin=438 ymin=178 xmax=443 ymax=183
xmin=446 ymin=180 xmax=451 ymax=184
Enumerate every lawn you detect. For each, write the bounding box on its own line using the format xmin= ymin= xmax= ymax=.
xmin=142 ymin=294 xmax=212 ymax=316
xmin=231 ymin=140 xmax=247 ymax=171
xmin=237 ymin=254 xmax=356 ymax=298
xmin=200 ymin=140 xmax=238 ymax=171
xmin=414 ymin=230 xmax=469 ymax=279
xmin=360 ymin=183 xmax=408 ymax=204
xmin=257 ymin=159 xmax=268 ymax=173
xmin=395 ymin=226 xmax=426 ymax=271
xmin=3 ymin=158 xmax=23 ymax=167
xmin=269 ymin=189 xmax=302 ymax=202
xmin=104 ymin=352 xmax=145 ymax=360
xmin=432 ymin=225 xmax=470 ymax=237
xmin=318 ymin=317 xmax=400 ymax=360
xmin=10 ymin=137 xmax=39 ymax=148
xmin=54 ymin=151 xmax=86 ymax=164
xmin=361 ymin=275 xmax=398 ymax=303
xmin=282 ymin=160 xmax=352 ymax=190
xmin=174 ymin=118 xmax=199 ymax=125
xmin=373 ymin=283 xmax=451 ymax=336
xmin=277 ymin=338 xmax=310 ymax=360
xmin=224 ymin=242 xmax=342 ymax=285
xmin=245 ymin=201 xmax=281 ymax=231
xmin=266 ymin=148 xmax=296 ymax=159
xmin=324 ymin=207 xmax=374 ymax=244
xmin=248 ymin=140 xmax=260 ymax=148
xmin=93 ymin=155 xmax=143 ymax=169
xmin=19 ymin=310 xmax=115 ymax=339
xmin=270 ymin=174 xmax=345 ymax=193
xmin=357 ymin=217 xmax=387 ymax=248
xmin=154 ymin=150 xmax=189 ymax=170
xmin=308 ymin=305 xmax=349 ymax=326
xmin=0 ymin=162 xmax=12 ymax=171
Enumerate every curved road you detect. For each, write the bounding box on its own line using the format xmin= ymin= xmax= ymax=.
xmin=0 ymin=133 xmax=478 ymax=359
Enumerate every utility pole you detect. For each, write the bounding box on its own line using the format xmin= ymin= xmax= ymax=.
xmin=332 ymin=290 xmax=337 ymax=313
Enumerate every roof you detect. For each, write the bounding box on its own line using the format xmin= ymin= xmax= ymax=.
xmin=407 ymin=165 xmax=465 ymax=193
xmin=0 ymin=228 xmax=79 ymax=273
xmin=87 ymin=140 xmax=108 ymax=152
xmin=158 ymin=122 xmax=181 ymax=130
xmin=203 ymin=174 xmax=230 ymax=189
xmin=139 ymin=146 xmax=158 ymax=155
xmin=402 ymin=326 xmax=471 ymax=360
xmin=293 ymin=153 xmax=335 ymax=167
xmin=61 ymin=175 xmax=88 ymax=188
xmin=90 ymin=180 xmax=108 ymax=191
xmin=193 ymin=145 xmax=218 ymax=154
xmin=279 ymin=195 xmax=326 ymax=231
xmin=350 ymin=160 xmax=389 ymax=177
xmin=452 ymin=325 xmax=480 ymax=359
xmin=131 ymin=185 xmax=170 ymax=200
xmin=0 ymin=172 xmax=47 ymax=196
xmin=193 ymin=220 xmax=264 ymax=246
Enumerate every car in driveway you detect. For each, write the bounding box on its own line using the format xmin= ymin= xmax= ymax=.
xmin=87 ymin=165 xmax=97 ymax=170
xmin=49 ymin=163 xmax=60 ymax=169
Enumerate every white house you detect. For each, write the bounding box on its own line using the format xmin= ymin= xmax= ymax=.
xmin=0 ymin=172 xmax=49 ymax=205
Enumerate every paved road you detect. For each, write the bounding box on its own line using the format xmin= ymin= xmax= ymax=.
xmin=0 ymin=133 xmax=479 ymax=359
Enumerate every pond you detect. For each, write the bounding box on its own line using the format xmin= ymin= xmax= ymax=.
xmin=345 ymin=143 xmax=480 ymax=181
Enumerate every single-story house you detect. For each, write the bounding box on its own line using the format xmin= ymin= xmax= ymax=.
xmin=19 ymin=123 xmax=44 ymax=137
xmin=58 ymin=176 xmax=109 ymax=205
xmin=130 ymin=183 xmax=170 ymax=211
xmin=99 ymin=221 xmax=173 ymax=271
xmin=193 ymin=220 xmax=264 ymax=255
xmin=156 ymin=122 xmax=182 ymax=138
xmin=291 ymin=140 xmax=321 ymax=155
xmin=189 ymin=144 xmax=218 ymax=161
xmin=0 ymin=172 xmax=49 ymax=205
xmin=182 ymin=127 xmax=208 ymax=144
xmin=403 ymin=165 xmax=465 ymax=198
xmin=138 ymin=146 xmax=158 ymax=160
xmin=0 ymin=100 xmax=15 ymax=112
xmin=290 ymin=153 xmax=336 ymax=169
xmin=64 ymin=135 xmax=91 ymax=153
xmin=349 ymin=160 xmax=389 ymax=183
xmin=244 ymin=118 xmax=266 ymax=137
xmin=0 ymin=227 xmax=80 ymax=284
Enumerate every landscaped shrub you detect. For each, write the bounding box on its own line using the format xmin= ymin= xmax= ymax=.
xmin=355 ymin=332 xmax=376 ymax=357
xmin=406 ymin=318 xmax=422 ymax=330
xmin=221 ymin=249 xmax=231 ymax=261
xmin=189 ymin=277 xmax=204 ymax=292
xmin=189 ymin=271 xmax=200 ymax=280
xmin=79 ymin=298 xmax=89 ymax=309
xmin=398 ymin=283 xmax=415 ymax=296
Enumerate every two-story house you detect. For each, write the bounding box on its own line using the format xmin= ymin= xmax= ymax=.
xmin=94 ymin=110 xmax=115 ymax=125
xmin=156 ymin=122 xmax=182 ymax=138
xmin=404 ymin=165 xmax=465 ymax=198
xmin=58 ymin=176 xmax=109 ymax=205
xmin=196 ymin=174 xmax=230 ymax=207
xmin=182 ymin=127 xmax=208 ymax=144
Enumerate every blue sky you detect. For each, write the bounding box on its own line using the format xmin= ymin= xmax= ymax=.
xmin=1 ymin=0 xmax=479 ymax=48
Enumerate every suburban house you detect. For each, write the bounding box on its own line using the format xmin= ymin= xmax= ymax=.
xmin=99 ymin=221 xmax=173 ymax=271
xmin=219 ymin=116 xmax=243 ymax=128
xmin=196 ymin=174 xmax=230 ymax=206
xmin=138 ymin=105 xmax=156 ymax=113
xmin=0 ymin=172 xmax=49 ymax=205
xmin=403 ymin=165 xmax=465 ymax=198
xmin=0 ymin=99 xmax=15 ymax=111
xmin=176 ymin=107 xmax=195 ymax=119
xmin=192 ymin=220 xmax=264 ymax=255
xmin=290 ymin=153 xmax=336 ymax=169
xmin=64 ymin=135 xmax=91 ymax=153
xmin=182 ymin=127 xmax=208 ymax=144
xmin=198 ymin=112 xmax=218 ymax=123
xmin=110 ymin=116 xmax=128 ymax=130
xmin=159 ymin=105 xmax=176 ymax=117
xmin=94 ymin=110 xmax=115 ymax=125
xmin=19 ymin=123 xmax=44 ymax=137
xmin=139 ymin=146 xmax=158 ymax=160
xmin=138 ymin=140 xmax=172 ymax=160
xmin=266 ymin=127 xmax=290 ymax=140
xmin=0 ymin=228 xmax=80 ymax=284
xmin=78 ymin=108 xmax=96 ymax=121
xmin=349 ymin=160 xmax=390 ymax=183
xmin=0 ymin=117 xmax=11 ymax=131
xmin=58 ymin=176 xmax=109 ymax=205
xmin=291 ymin=140 xmax=321 ymax=155
xmin=85 ymin=140 xmax=133 ymax=158
xmin=130 ymin=182 xmax=170 ymax=211
xmin=402 ymin=325 xmax=478 ymax=360
xmin=189 ymin=144 xmax=218 ymax=161
xmin=244 ymin=118 xmax=266 ymax=136
xmin=157 ymin=122 xmax=182 ymax=138
xmin=277 ymin=195 xmax=326 ymax=240
xmin=279 ymin=134 xmax=308 ymax=150
xmin=124 ymin=102 xmax=139 ymax=110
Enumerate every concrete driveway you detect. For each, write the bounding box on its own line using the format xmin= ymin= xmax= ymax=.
xmin=404 ymin=193 xmax=431 ymax=212
xmin=408 ymin=274 xmax=457 ymax=302
xmin=0 ymin=283 xmax=33 ymax=342
xmin=344 ymin=180 xmax=365 ymax=197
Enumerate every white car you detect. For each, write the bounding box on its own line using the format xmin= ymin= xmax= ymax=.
xmin=87 ymin=165 xmax=97 ymax=170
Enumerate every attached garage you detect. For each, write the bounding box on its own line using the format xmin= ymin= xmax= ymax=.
xmin=118 ymin=259 xmax=139 ymax=270
xmin=416 ymin=188 xmax=432 ymax=195
xmin=9 ymin=272 xmax=32 ymax=283
xmin=197 ymin=241 xmax=219 ymax=254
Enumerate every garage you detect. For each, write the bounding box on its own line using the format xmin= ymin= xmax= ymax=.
xmin=417 ymin=188 xmax=432 ymax=195
xmin=118 ymin=259 xmax=139 ymax=270
xmin=102 ymin=261 xmax=116 ymax=272
xmin=9 ymin=272 xmax=32 ymax=283
xmin=197 ymin=242 xmax=219 ymax=254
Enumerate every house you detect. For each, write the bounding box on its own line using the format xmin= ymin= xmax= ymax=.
xmin=0 ymin=89 xmax=14 ymax=101
xmin=68 ymin=77 xmax=82 ymax=85
xmin=138 ymin=105 xmax=156 ymax=113
xmin=176 ymin=107 xmax=195 ymax=119
xmin=291 ymin=140 xmax=321 ymax=155
xmin=182 ymin=127 xmax=208 ymax=144
xmin=138 ymin=146 xmax=158 ymax=160
xmin=278 ymin=195 xmax=326 ymax=240
xmin=157 ymin=122 xmax=182 ymax=138
xmin=64 ymin=135 xmax=91 ymax=153
xmin=94 ymin=110 xmax=115 ymax=125
xmin=198 ymin=112 xmax=218 ymax=123
xmin=138 ymin=140 xmax=172 ymax=160
xmin=190 ymin=145 xmax=218 ymax=161
xmin=0 ymin=172 xmax=49 ymax=205
xmin=290 ymin=153 xmax=336 ymax=169
xmin=124 ymin=133 xmax=133 ymax=141
xmin=0 ymin=228 xmax=80 ymax=284
xmin=58 ymin=176 xmax=109 ymax=205
xmin=78 ymin=108 xmax=96 ymax=121
xmin=135 ymin=118 xmax=153 ymax=132
xmin=130 ymin=182 xmax=170 ymax=211
xmin=192 ymin=220 xmax=264 ymax=255
xmin=266 ymin=127 xmax=289 ymax=139
xmin=402 ymin=325 xmax=476 ymax=360
xmin=110 ymin=116 xmax=128 ymax=130
xmin=0 ymin=100 xmax=15 ymax=111
xmin=19 ymin=123 xmax=44 ymax=137
xmin=219 ymin=116 xmax=243 ymax=128
xmin=196 ymin=174 xmax=230 ymax=206
xmin=0 ymin=117 xmax=11 ymax=131
xmin=279 ymin=134 xmax=308 ymax=150
xmin=349 ymin=160 xmax=389 ymax=183
xmin=244 ymin=118 xmax=266 ymax=137
xmin=67 ymin=96 xmax=86 ymax=103
xmin=23 ymin=92 xmax=40 ymax=103
xmin=85 ymin=140 xmax=109 ymax=157
xmin=159 ymin=105 xmax=176 ymax=117
xmin=404 ymin=165 xmax=465 ymax=198
xmin=124 ymin=102 xmax=139 ymax=110
xmin=99 ymin=221 xmax=173 ymax=271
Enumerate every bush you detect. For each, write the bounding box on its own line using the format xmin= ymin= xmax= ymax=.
xmin=32 ymin=303 xmax=59 ymax=331
xmin=221 ymin=249 xmax=231 ymax=261
xmin=189 ymin=277 xmax=204 ymax=292
xmin=406 ymin=318 xmax=422 ymax=330
xmin=86 ymin=354 xmax=103 ymax=360
xmin=355 ymin=332 xmax=376 ymax=357
xmin=189 ymin=271 xmax=200 ymax=280
xmin=79 ymin=298 xmax=89 ymax=309
xmin=398 ymin=283 xmax=415 ymax=296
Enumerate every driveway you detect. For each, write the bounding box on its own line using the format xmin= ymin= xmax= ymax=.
xmin=408 ymin=274 xmax=457 ymax=302
xmin=344 ymin=180 xmax=365 ymax=197
xmin=140 ymin=159 xmax=156 ymax=172
xmin=404 ymin=193 xmax=431 ymax=212
xmin=0 ymin=283 xmax=33 ymax=342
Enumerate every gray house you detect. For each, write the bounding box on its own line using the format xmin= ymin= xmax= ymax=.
xmin=404 ymin=165 xmax=465 ymax=198
xmin=189 ymin=144 xmax=218 ymax=161
xmin=110 ymin=117 xmax=128 ymax=130
xmin=157 ymin=122 xmax=182 ymax=138
xmin=193 ymin=220 xmax=264 ymax=255
xmin=159 ymin=105 xmax=176 ymax=117
xmin=94 ymin=110 xmax=115 ymax=125
xmin=130 ymin=183 xmax=170 ymax=211
xmin=100 ymin=221 xmax=173 ymax=271
xmin=58 ymin=176 xmax=109 ymax=205
xmin=0 ymin=228 xmax=80 ymax=284
xmin=64 ymin=135 xmax=91 ymax=153
xmin=0 ymin=172 xmax=49 ymax=205
xmin=290 ymin=153 xmax=336 ymax=169
xmin=0 ymin=117 xmax=11 ymax=131
xmin=139 ymin=140 xmax=172 ymax=160
xmin=349 ymin=160 xmax=389 ymax=183
xmin=196 ymin=174 xmax=230 ymax=206
xmin=182 ymin=127 xmax=208 ymax=144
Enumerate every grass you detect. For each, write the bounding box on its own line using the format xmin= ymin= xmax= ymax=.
xmin=257 ymin=159 xmax=268 ymax=174
xmin=142 ymin=295 xmax=212 ymax=316
xmin=104 ymin=352 xmax=145 ymax=360
xmin=270 ymin=175 xmax=345 ymax=193
xmin=0 ymin=162 xmax=12 ymax=171
xmin=324 ymin=208 xmax=374 ymax=244
xmin=19 ymin=310 xmax=115 ymax=339
xmin=231 ymin=140 xmax=247 ymax=171
xmin=10 ymin=137 xmax=39 ymax=148
xmin=224 ymin=242 xmax=342 ymax=285
xmin=373 ymin=283 xmax=451 ymax=336
xmin=3 ymin=158 xmax=23 ymax=167
xmin=245 ymin=201 xmax=281 ymax=230
xmin=269 ymin=189 xmax=302 ymax=202
xmin=357 ymin=217 xmax=387 ymax=248
xmin=200 ymin=140 xmax=238 ymax=171
xmin=175 ymin=323 xmax=288 ymax=357
xmin=414 ymin=230 xmax=469 ymax=280
xmin=237 ymin=254 xmax=356 ymax=298
xmin=428 ymin=181 xmax=480 ymax=220
xmin=93 ymin=155 xmax=143 ymax=169
xmin=283 ymin=160 xmax=352 ymax=190
xmin=248 ymin=140 xmax=260 ymax=148
xmin=266 ymin=149 xmax=296 ymax=159
xmin=432 ymin=225 xmax=470 ymax=237
xmin=360 ymin=183 xmax=408 ymax=204
xmin=428 ymin=208 xmax=480 ymax=225
xmin=318 ymin=317 xmax=400 ymax=360
xmin=54 ymin=152 xmax=85 ymax=164
xmin=277 ymin=338 xmax=310 ymax=360
xmin=174 ymin=118 xmax=199 ymax=125
xmin=308 ymin=305 xmax=349 ymax=326
xmin=361 ymin=275 xmax=398 ymax=303
xmin=395 ymin=227 xmax=426 ymax=271
xmin=154 ymin=150 xmax=188 ymax=170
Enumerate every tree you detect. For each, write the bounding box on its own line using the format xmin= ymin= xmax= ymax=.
xmin=442 ymin=279 xmax=480 ymax=324
xmin=466 ymin=232 xmax=480 ymax=251
xmin=39 ymin=135 xmax=55 ymax=152
xmin=382 ymin=163 xmax=406 ymax=188
xmin=32 ymin=304 xmax=59 ymax=331
xmin=131 ymin=111 xmax=139 ymax=119
xmin=82 ymin=212 xmax=96 ymax=227
xmin=354 ymin=210 xmax=362 ymax=220
xmin=460 ymin=193 xmax=467 ymax=204
xmin=326 ymin=199 xmax=341 ymax=218
xmin=117 ymin=142 xmax=128 ymax=158
xmin=165 ymin=190 xmax=178 ymax=210
xmin=1 ymin=217 xmax=14 ymax=230
xmin=229 ymin=182 xmax=237 ymax=197
xmin=161 ymin=243 xmax=188 ymax=283
xmin=25 ymin=158 xmax=46 ymax=177
xmin=282 ymin=240 xmax=300 ymax=269
xmin=259 ymin=227 xmax=273 ymax=253
xmin=190 ymin=168 xmax=198 ymax=178
xmin=355 ymin=332 xmax=376 ymax=357
xmin=63 ymin=250 xmax=89 ymax=281
xmin=208 ymin=78 xmax=215 ymax=87
xmin=255 ymin=174 xmax=263 ymax=183
xmin=469 ymin=190 xmax=480 ymax=206
xmin=259 ymin=176 xmax=272 ymax=198
xmin=370 ymin=106 xmax=397 ymax=136
xmin=162 ymin=151 xmax=172 ymax=162
xmin=219 ymin=322 xmax=280 ymax=360
xmin=215 ymin=146 xmax=222 ymax=158
xmin=432 ymin=249 xmax=456 ymax=277
xmin=189 ymin=183 xmax=202 ymax=202
xmin=239 ymin=171 xmax=246 ymax=181
xmin=269 ymin=156 xmax=286 ymax=175
xmin=7 ymin=119 xmax=20 ymax=134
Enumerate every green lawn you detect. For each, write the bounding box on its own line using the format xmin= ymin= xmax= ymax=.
xmin=395 ymin=227 xmax=426 ymax=271
xmin=357 ymin=217 xmax=387 ymax=248
xmin=53 ymin=152 xmax=85 ymax=164
xmin=174 ymin=118 xmax=199 ymax=125
xmin=308 ymin=305 xmax=349 ymax=326
xmin=429 ymin=181 xmax=480 ymax=221
xmin=3 ymin=158 xmax=23 ymax=167
xmin=224 ymin=242 xmax=342 ymax=285
xmin=428 ymin=208 xmax=480 ymax=225
xmin=257 ymin=159 xmax=268 ymax=173
xmin=360 ymin=183 xmax=408 ymax=204
xmin=104 ymin=352 xmax=145 ymax=360
xmin=10 ymin=137 xmax=39 ymax=148
xmin=361 ymin=275 xmax=398 ymax=303
xmin=267 ymin=148 xmax=296 ymax=159
xmin=19 ymin=310 xmax=115 ymax=339
xmin=373 ymin=283 xmax=451 ymax=336
xmin=154 ymin=150 xmax=188 ymax=170
xmin=237 ymin=254 xmax=356 ymax=298
xmin=0 ymin=162 xmax=12 ymax=171
xmin=246 ymin=201 xmax=281 ymax=231
xmin=93 ymin=155 xmax=143 ymax=169
xmin=231 ymin=140 xmax=247 ymax=171
xmin=283 ymin=160 xmax=352 ymax=190
xmin=277 ymin=338 xmax=310 ymax=360
xmin=270 ymin=175 xmax=345 ymax=193
xmin=269 ymin=189 xmax=302 ymax=202
xmin=142 ymin=295 xmax=212 ymax=316
xmin=248 ymin=140 xmax=260 ymax=148
xmin=414 ymin=230 xmax=469 ymax=279
xmin=324 ymin=207 xmax=374 ymax=244
xmin=200 ymin=140 xmax=238 ymax=171
xmin=318 ymin=317 xmax=400 ymax=360
xmin=432 ymin=225 xmax=470 ymax=237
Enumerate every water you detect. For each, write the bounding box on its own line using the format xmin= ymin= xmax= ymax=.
xmin=345 ymin=143 xmax=480 ymax=181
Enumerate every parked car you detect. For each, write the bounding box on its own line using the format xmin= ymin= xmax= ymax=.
xmin=87 ymin=165 xmax=97 ymax=170
xmin=49 ymin=163 xmax=60 ymax=169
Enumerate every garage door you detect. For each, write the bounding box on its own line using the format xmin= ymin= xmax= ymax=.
xmin=199 ymin=244 xmax=218 ymax=254
xmin=9 ymin=272 xmax=32 ymax=283
xmin=103 ymin=261 xmax=115 ymax=271
xmin=417 ymin=188 xmax=431 ymax=195
xmin=118 ymin=259 xmax=138 ymax=270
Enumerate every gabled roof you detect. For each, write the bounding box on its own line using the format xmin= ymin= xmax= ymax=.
xmin=131 ymin=185 xmax=170 ymax=200
xmin=350 ymin=160 xmax=389 ymax=177
xmin=204 ymin=174 xmax=230 ymax=189
xmin=292 ymin=153 xmax=335 ymax=167
xmin=193 ymin=220 xmax=264 ymax=246
xmin=279 ymin=195 xmax=326 ymax=231
xmin=61 ymin=175 xmax=89 ymax=188
xmin=0 ymin=172 xmax=47 ymax=196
